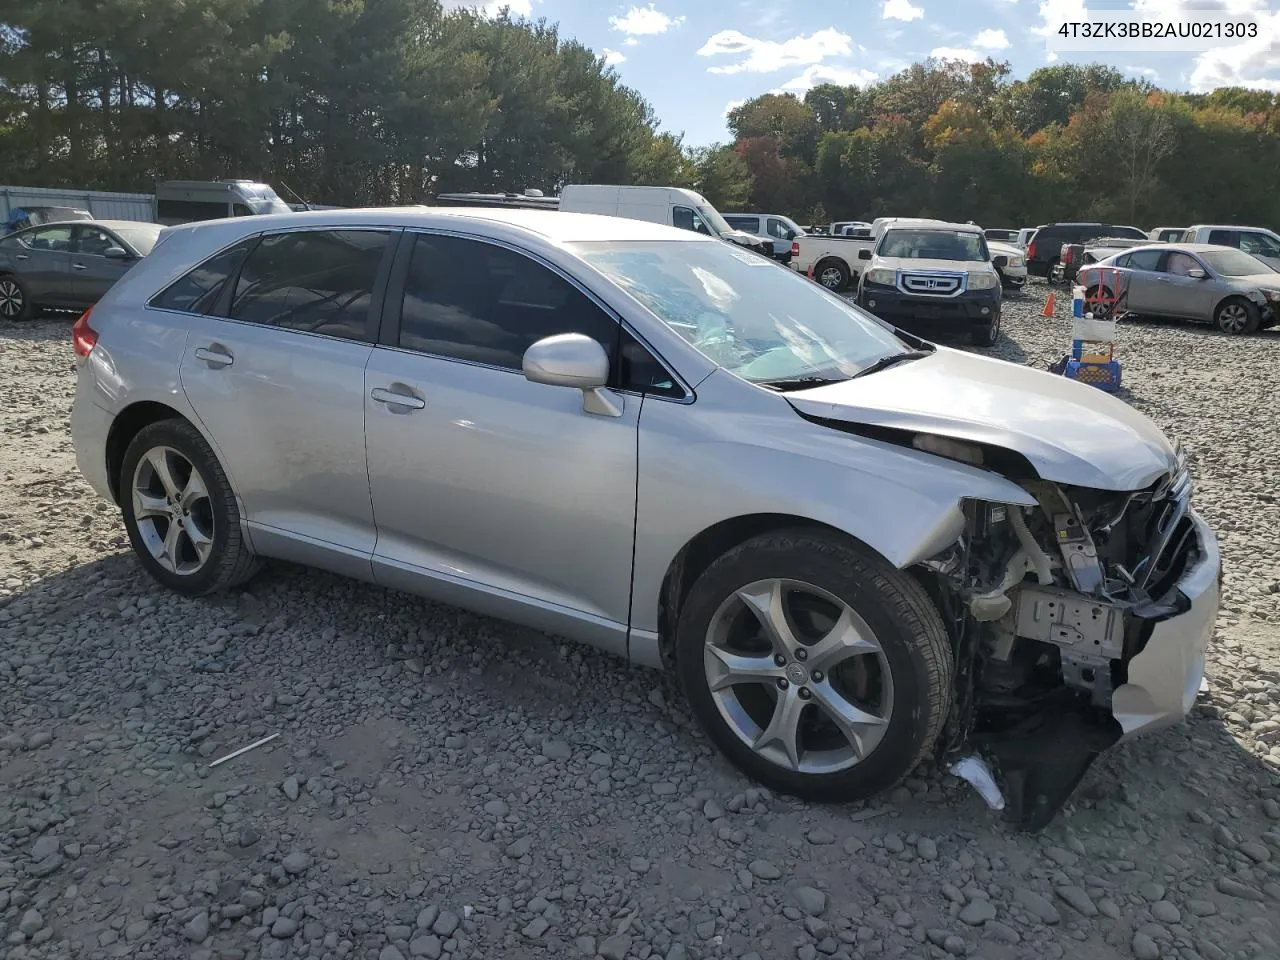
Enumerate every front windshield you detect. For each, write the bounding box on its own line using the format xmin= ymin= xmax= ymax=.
xmin=1201 ymin=248 xmax=1279 ymax=277
xmin=573 ymin=239 xmax=912 ymax=384
xmin=878 ymin=228 xmax=988 ymax=262
xmin=243 ymin=185 xmax=292 ymax=215
xmin=111 ymin=224 xmax=162 ymax=255
xmin=696 ymin=204 xmax=735 ymax=237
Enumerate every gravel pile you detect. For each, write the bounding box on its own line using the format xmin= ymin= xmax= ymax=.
xmin=1 ymin=286 xmax=1278 ymax=960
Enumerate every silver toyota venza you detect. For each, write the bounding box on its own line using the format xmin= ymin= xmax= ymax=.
xmin=70 ymin=208 xmax=1220 ymax=826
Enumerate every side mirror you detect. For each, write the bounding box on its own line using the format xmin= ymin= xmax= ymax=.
xmin=522 ymin=333 xmax=621 ymax=417
xmin=103 ymin=246 xmax=129 ymax=259
xmin=1187 ymin=268 xmax=1206 ymax=279
xmin=992 ymin=255 xmax=1008 ymax=268
xmin=858 ymin=249 xmax=872 ymax=261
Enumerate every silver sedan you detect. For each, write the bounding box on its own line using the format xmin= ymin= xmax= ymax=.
xmin=1079 ymin=242 xmax=1280 ymax=334
xmin=69 ymin=207 xmax=1218 ymax=825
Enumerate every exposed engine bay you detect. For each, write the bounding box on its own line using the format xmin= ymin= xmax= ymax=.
xmin=915 ymin=437 xmax=1203 ymax=830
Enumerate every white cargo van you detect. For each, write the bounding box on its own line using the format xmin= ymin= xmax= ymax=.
xmin=558 ymin=185 xmax=771 ymax=257
xmin=155 ymin=180 xmax=293 ymax=226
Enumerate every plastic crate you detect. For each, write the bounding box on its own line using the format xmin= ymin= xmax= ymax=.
xmin=1071 ymin=339 xmax=1113 ymax=362
xmin=1065 ymin=359 xmax=1121 ymax=392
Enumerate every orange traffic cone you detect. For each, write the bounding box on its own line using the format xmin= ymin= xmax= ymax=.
xmin=1041 ymin=292 xmax=1056 ymax=317
xmin=807 ymin=263 xmax=815 ymax=279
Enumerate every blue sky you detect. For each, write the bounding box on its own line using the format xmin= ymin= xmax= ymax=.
xmin=447 ymin=1 xmax=1280 ymax=145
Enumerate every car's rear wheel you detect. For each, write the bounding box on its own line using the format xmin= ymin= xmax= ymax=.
xmin=813 ymin=258 xmax=850 ymax=291
xmin=120 ymin=418 xmax=261 ymax=596
xmin=0 ymin=275 xmax=32 ymax=321
xmin=1084 ymin=285 xmax=1114 ymax=320
xmin=1214 ymin=297 xmax=1259 ymax=335
xmin=675 ymin=529 xmax=952 ymax=802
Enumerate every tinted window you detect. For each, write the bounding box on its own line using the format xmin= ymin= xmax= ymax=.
xmin=229 ymin=229 xmax=390 ymax=341
xmin=1104 ymin=225 xmax=1148 ymax=240
xmin=232 ymin=203 xmax=256 ymax=217
xmin=766 ymin=218 xmax=791 ymax=240
xmin=149 ymin=238 xmax=258 ymax=314
xmin=724 ymin=216 xmax=758 ymax=233
xmin=397 ymin=234 xmax=620 ymax=371
xmin=74 ymin=227 xmax=118 ymax=257
xmin=1127 ymin=249 xmax=1164 ymax=271
xmin=673 ymin=206 xmax=712 ymax=235
xmin=619 ymin=329 xmax=684 ymax=398
xmin=157 ymin=198 xmax=230 ymax=222
xmin=1207 ymin=229 xmax=1237 ymax=247
xmin=1239 ymin=232 xmax=1280 ymax=257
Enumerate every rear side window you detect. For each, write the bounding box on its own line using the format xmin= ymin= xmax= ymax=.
xmin=395 ymin=233 xmax=620 ymax=371
xmin=1104 ymin=225 xmax=1148 ymax=240
xmin=157 ymin=198 xmax=230 ymax=222
xmin=229 ymin=229 xmax=392 ymax=342
xmin=724 ymin=216 xmax=758 ymax=232
xmin=1207 ymin=229 xmax=1237 ymax=247
xmin=1127 ymin=249 xmax=1163 ymax=271
xmin=149 ymin=238 xmax=258 ymax=314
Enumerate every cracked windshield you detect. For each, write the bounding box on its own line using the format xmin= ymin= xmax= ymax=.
xmin=576 ymin=240 xmax=909 ymax=384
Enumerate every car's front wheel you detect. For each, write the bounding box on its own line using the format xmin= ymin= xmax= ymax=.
xmin=1214 ymin=296 xmax=1259 ymax=335
xmin=971 ymin=310 xmax=1001 ymax=346
xmin=120 ymin=418 xmax=261 ymax=596
xmin=813 ymin=258 xmax=850 ymax=291
xmin=676 ymin=529 xmax=952 ymax=802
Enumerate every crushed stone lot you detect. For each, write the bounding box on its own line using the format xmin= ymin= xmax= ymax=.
xmin=2 ymin=284 xmax=1279 ymax=960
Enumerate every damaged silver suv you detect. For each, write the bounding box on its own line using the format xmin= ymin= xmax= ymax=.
xmin=69 ymin=208 xmax=1220 ymax=828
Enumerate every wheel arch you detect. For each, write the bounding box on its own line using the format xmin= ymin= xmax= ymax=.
xmin=105 ymin=401 xmax=211 ymax=505
xmin=654 ymin=513 xmax=890 ymax=668
xmin=812 ymin=256 xmax=852 ymax=287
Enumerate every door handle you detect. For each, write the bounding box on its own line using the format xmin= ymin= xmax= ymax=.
xmin=370 ymin=386 xmax=425 ymax=410
xmin=193 ymin=346 xmax=234 ymax=368
xmin=73 ymin=263 xmax=87 ymax=270
xmin=14 ymin=254 xmax=28 ymax=261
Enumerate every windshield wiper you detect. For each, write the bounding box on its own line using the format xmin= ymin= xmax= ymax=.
xmin=851 ymin=349 xmax=932 ymax=379
xmin=755 ymin=375 xmax=847 ymax=392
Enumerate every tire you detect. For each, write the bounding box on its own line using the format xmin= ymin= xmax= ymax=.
xmin=1214 ymin=296 xmax=1259 ymax=335
xmin=120 ymin=418 xmax=261 ymax=596
xmin=675 ymin=528 xmax=953 ymax=803
xmin=813 ymin=258 xmax=850 ymax=291
xmin=1084 ymin=285 xmax=1114 ymax=321
xmin=971 ymin=309 xmax=1000 ymax=346
xmin=0 ymin=274 xmax=32 ymax=322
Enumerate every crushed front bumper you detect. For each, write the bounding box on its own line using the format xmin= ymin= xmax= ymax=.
xmin=1113 ymin=509 xmax=1220 ymax=739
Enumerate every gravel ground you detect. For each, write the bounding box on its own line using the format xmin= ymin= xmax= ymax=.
xmin=1 ymin=284 xmax=1279 ymax=960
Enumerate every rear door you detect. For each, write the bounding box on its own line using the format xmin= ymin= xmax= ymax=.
xmin=1117 ymin=248 xmax=1165 ymax=313
xmin=70 ymin=225 xmax=135 ymax=305
xmin=174 ymin=226 xmax=398 ymax=576
xmin=6 ymin=225 xmax=75 ymax=303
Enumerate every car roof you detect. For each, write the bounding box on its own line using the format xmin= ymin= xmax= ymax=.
xmin=883 ymin=218 xmax=982 ymax=234
xmin=175 ymin=207 xmax=717 ymax=244
xmin=14 ymin=218 xmax=159 ymax=231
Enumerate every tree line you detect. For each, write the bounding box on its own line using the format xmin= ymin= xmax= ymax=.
xmin=1 ymin=2 xmax=1277 ymax=230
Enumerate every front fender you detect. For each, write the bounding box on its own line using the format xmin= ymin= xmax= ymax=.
xmin=630 ymin=374 xmax=1036 ymax=637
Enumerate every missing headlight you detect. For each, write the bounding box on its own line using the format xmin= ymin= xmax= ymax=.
xmin=912 ymin=434 xmax=985 ymax=466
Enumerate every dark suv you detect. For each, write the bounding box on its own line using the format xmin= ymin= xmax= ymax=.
xmin=1025 ymin=222 xmax=1148 ymax=277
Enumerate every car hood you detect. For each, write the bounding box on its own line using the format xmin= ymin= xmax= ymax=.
xmin=1236 ymin=271 xmax=1280 ymax=288
xmin=987 ymin=241 xmax=1022 ymax=257
xmin=786 ymin=348 xmax=1177 ymax=491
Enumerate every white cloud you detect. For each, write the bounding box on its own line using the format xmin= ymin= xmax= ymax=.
xmin=443 ymin=0 xmax=535 ymax=15
xmin=1131 ymin=0 xmax=1280 ymax=91
xmin=780 ymin=64 xmax=879 ymax=92
xmin=697 ymin=28 xmax=854 ymax=75
xmin=883 ymin=0 xmax=924 ymax=21
xmin=1031 ymin=0 xmax=1087 ymax=38
xmin=1124 ymin=64 xmax=1160 ymax=79
xmin=623 ymin=37 xmax=639 ymax=46
xmin=931 ymin=46 xmax=981 ymax=62
xmin=723 ymin=99 xmax=746 ymax=117
xmin=601 ymin=48 xmax=627 ymax=66
xmin=609 ymin=4 xmax=684 ymax=36
xmin=973 ymin=28 xmax=1010 ymax=50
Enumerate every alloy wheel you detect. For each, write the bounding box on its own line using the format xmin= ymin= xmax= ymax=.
xmin=0 ymin=279 xmax=24 ymax=318
xmin=703 ymin=578 xmax=894 ymax=775
xmin=131 ymin=446 xmax=216 ymax=575
xmin=1218 ymin=303 xmax=1249 ymax=334
xmin=818 ymin=267 xmax=843 ymax=289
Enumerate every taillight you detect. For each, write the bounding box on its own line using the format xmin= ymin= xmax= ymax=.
xmin=1027 ymin=241 xmax=1037 ymax=260
xmin=791 ymin=240 xmax=800 ymax=258
xmin=1063 ymin=247 xmax=1074 ymax=265
xmin=72 ymin=307 xmax=98 ymax=358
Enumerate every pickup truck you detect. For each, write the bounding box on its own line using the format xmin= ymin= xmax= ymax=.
xmin=792 ymin=232 xmax=874 ymax=290
xmin=1179 ymin=225 xmax=1280 ymax=270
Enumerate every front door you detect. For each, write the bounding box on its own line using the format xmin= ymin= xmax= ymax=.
xmin=363 ymin=231 xmax=640 ymax=652
xmin=70 ymin=225 xmax=134 ymax=305
xmin=1147 ymin=250 xmax=1217 ymax=319
xmin=177 ymin=226 xmax=396 ymax=575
